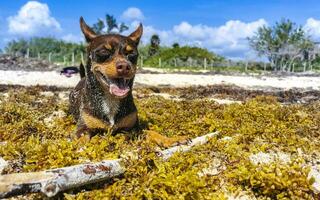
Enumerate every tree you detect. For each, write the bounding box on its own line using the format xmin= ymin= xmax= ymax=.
xmin=119 ymin=22 xmax=129 ymax=33
xmin=91 ymin=14 xmax=129 ymax=34
xmin=148 ymin=34 xmax=160 ymax=56
xmin=4 ymin=37 xmax=85 ymax=63
xmin=5 ymin=39 xmax=28 ymax=55
xmin=92 ymin=19 xmax=105 ymax=34
xmin=105 ymin=14 xmax=118 ymax=33
xmin=172 ymin=43 xmax=180 ymax=48
xmin=144 ymin=45 xmax=223 ymax=67
xmin=248 ymin=19 xmax=314 ymax=71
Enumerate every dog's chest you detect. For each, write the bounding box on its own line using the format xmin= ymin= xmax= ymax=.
xmin=101 ymin=97 xmax=120 ymax=125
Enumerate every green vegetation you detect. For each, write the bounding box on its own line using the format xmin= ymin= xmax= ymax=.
xmin=0 ymin=86 xmax=319 ymax=199
xmin=4 ymin=37 xmax=85 ymax=65
xmin=143 ymin=45 xmax=224 ymax=68
xmin=248 ymin=19 xmax=315 ymax=72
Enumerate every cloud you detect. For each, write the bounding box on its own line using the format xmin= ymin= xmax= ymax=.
xmin=121 ymin=7 xmax=145 ymax=21
xmin=304 ymin=18 xmax=320 ymax=39
xmin=172 ymin=19 xmax=267 ymax=55
xmin=7 ymin=1 xmax=61 ymax=36
xmin=61 ymin=34 xmax=84 ymax=43
xmin=125 ymin=17 xmax=267 ymax=59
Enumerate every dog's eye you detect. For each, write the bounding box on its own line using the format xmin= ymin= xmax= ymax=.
xmin=126 ymin=51 xmax=137 ymax=63
xmin=95 ymin=49 xmax=112 ymax=62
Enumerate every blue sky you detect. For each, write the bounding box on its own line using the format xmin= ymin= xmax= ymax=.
xmin=1 ymin=0 xmax=320 ymax=59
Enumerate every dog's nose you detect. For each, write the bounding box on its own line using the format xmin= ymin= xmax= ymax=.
xmin=116 ymin=62 xmax=131 ymax=76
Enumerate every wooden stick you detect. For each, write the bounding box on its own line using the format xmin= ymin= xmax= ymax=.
xmin=0 ymin=160 xmax=123 ymax=198
xmin=0 ymin=132 xmax=219 ymax=198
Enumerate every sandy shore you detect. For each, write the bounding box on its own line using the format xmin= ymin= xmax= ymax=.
xmin=0 ymin=70 xmax=319 ymax=90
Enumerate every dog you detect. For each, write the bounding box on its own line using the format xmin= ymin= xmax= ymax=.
xmin=69 ymin=17 xmax=142 ymax=138
xmin=69 ymin=17 xmax=188 ymax=147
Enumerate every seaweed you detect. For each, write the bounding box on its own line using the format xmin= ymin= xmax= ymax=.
xmin=0 ymin=86 xmax=319 ymax=199
xmin=143 ymin=85 xmax=320 ymax=104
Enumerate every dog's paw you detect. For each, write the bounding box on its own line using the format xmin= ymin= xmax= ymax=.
xmin=168 ymin=135 xmax=190 ymax=147
xmin=77 ymin=134 xmax=91 ymax=144
xmin=145 ymin=130 xmax=190 ymax=148
xmin=70 ymin=126 xmax=91 ymax=143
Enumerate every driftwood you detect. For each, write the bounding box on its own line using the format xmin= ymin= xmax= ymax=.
xmin=0 ymin=132 xmax=219 ymax=198
xmin=0 ymin=157 xmax=8 ymax=174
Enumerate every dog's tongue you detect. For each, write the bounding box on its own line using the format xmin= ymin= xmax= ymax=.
xmin=110 ymin=84 xmax=129 ymax=97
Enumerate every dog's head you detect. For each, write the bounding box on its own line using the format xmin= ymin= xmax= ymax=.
xmin=80 ymin=17 xmax=143 ymax=98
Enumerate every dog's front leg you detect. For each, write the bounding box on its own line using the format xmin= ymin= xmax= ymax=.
xmin=72 ymin=111 xmax=112 ymax=140
xmin=75 ymin=123 xmax=88 ymax=138
xmin=71 ymin=121 xmax=92 ymax=141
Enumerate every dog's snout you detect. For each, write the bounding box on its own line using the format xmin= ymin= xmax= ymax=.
xmin=116 ymin=62 xmax=131 ymax=76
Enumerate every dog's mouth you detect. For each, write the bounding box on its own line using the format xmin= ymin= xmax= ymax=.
xmin=96 ymin=71 xmax=131 ymax=98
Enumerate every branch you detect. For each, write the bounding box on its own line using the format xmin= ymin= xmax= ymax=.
xmin=0 ymin=131 xmax=219 ymax=198
xmin=0 ymin=160 xmax=123 ymax=198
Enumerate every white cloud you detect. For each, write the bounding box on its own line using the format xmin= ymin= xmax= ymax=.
xmin=7 ymin=1 xmax=61 ymax=36
xmin=124 ymin=18 xmax=267 ymax=59
xmin=173 ymin=22 xmax=211 ymax=40
xmin=121 ymin=7 xmax=145 ymax=21
xmin=304 ymin=18 xmax=320 ymax=39
xmin=61 ymin=34 xmax=84 ymax=43
xmin=173 ymin=19 xmax=267 ymax=50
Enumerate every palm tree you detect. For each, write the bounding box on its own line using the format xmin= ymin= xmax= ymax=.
xmin=91 ymin=14 xmax=129 ymax=34
xmin=148 ymin=34 xmax=160 ymax=56
xmin=106 ymin=14 xmax=118 ymax=33
xmin=151 ymin=34 xmax=160 ymax=46
xmin=119 ymin=22 xmax=129 ymax=33
xmin=92 ymin=19 xmax=105 ymax=34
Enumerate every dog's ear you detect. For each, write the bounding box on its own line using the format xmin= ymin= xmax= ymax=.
xmin=80 ymin=17 xmax=97 ymax=42
xmin=128 ymin=23 xmax=143 ymax=44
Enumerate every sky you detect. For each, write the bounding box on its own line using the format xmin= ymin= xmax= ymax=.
xmin=1 ymin=0 xmax=320 ymax=60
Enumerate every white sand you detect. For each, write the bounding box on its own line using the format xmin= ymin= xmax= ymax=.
xmin=0 ymin=70 xmax=319 ymax=90
xmin=0 ymin=71 xmax=80 ymax=87
xmin=136 ymin=74 xmax=320 ymax=90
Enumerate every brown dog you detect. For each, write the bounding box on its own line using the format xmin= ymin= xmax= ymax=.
xmin=69 ymin=17 xmax=142 ymax=138
xmin=69 ymin=17 xmax=188 ymax=147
